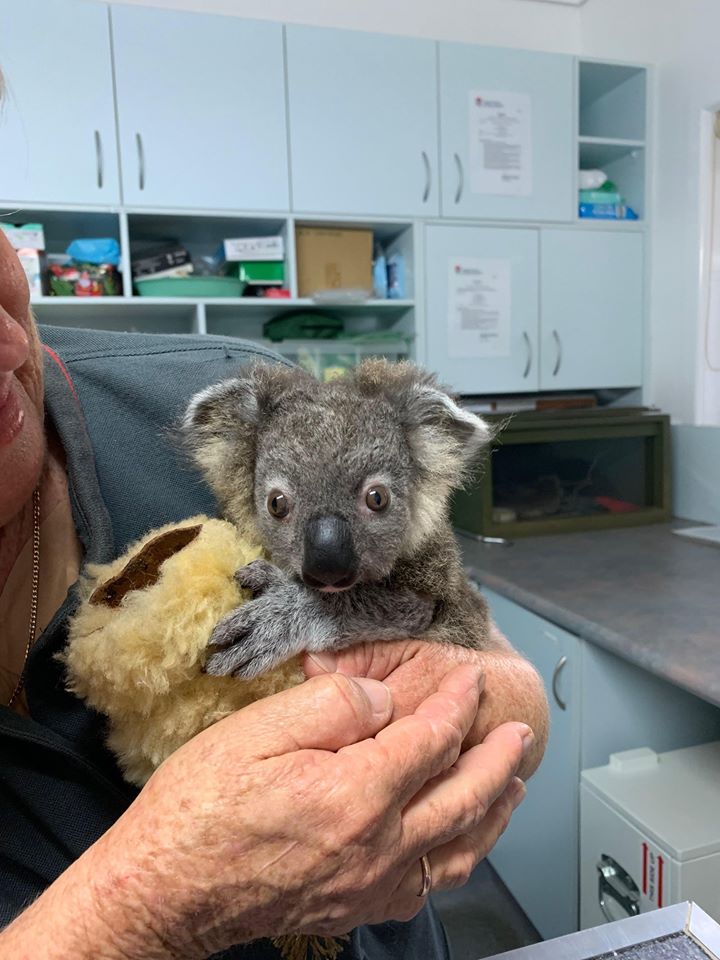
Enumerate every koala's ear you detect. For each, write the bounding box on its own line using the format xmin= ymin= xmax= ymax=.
xmin=180 ymin=362 xmax=298 ymax=529
xmin=354 ymin=360 xmax=492 ymax=488
xmin=403 ymin=383 xmax=491 ymax=482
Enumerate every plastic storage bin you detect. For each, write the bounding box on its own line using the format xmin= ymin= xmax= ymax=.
xmin=134 ymin=276 xmax=244 ymax=298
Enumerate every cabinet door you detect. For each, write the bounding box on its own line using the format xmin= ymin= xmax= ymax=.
xmin=581 ymin=642 xmax=720 ymax=771
xmin=483 ymin=587 xmax=581 ymax=940
xmin=540 ymin=229 xmax=644 ymax=390
xmin=439 ymin=44 xmax=573 ymax=221
xmin=0 ymin=0 xmax=119 ymax=205
xmin=112 ymin=6 xmax=288 ymax=210
xmin=286 ymin=25 xmax=438 ymax=217
xmin=424 ymin=225 xmax=539 ymax=394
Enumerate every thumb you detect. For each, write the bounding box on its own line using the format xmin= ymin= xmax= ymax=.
xmin=222 ymin=673 xmax=394 ymax=760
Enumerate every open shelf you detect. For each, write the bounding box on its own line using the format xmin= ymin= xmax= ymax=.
xmin=579 ymin=138 xmax=645 ymax=168
xmin=577 ymin=62 xmax=648 ymax=223
xmin=32 ymin=299 xmax=198 ymax=334
xmin=32 ymin=293 xmax=415 ymax=344
xmin=579 ymin=61 xmax=647 ymax=141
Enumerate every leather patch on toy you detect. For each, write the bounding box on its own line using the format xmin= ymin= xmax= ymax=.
xmin=89 ymin=525 xmax=203 ymax=608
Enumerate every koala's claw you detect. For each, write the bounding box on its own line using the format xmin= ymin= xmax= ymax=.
xmin=234 ymin=558 xmax=284 ymax=597
xmin=205 ymin=646 xmax=273 ymax=680
xmin=204 ymin=592 xmax=297 ymax=679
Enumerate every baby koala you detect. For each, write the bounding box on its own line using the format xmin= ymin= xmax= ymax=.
xmin=182 ymin=359 xmax=493 ymax=680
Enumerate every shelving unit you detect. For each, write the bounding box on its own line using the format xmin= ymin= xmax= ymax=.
xmin=577 ymin=61 xmax=648 ymax=221
xmin=17 ymin=206 xmax=417 ymax=367
xmin=0 ymin=7 xmax=650 ymax=388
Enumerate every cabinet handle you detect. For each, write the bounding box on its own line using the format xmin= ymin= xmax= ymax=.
xmin=94 ymin=130 xmax=104 ymax=190
xmin=552 ymin=655 xmax=568 ymax=710
xmin=522 ymin=331 xmax=532 ymax=378
xmin=453 ymin=153 xmax=464 ymax=204
xmin=552 ymin=329 xmax=563 ymax=377
xmin=136 ymin=132 xmax=146 ymax=191
xmin=421 ymin=150 xmax=431 ymax=203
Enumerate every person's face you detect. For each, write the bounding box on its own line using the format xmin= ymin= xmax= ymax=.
xmin=0 ymin=228 xmax=45 ymax=528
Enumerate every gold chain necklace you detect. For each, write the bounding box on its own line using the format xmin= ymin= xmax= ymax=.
xmin=7 ymin=487 xmax=41 ymax=709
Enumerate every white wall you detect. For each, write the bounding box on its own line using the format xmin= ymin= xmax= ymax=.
xmin=582 ymin=0 xmax=720 ymax=424
xmin=109 ymin=0 xmax=582 ymax=53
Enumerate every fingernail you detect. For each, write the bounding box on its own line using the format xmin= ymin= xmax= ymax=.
xmin=510 ymin=777 xmax=527 ymax=806
xmin=515 ymin=723 xmax=534 ymax=754
xmin=353 ymin=677 xmax=392 ymax=717
xmin=308 ymin=651 xmax=338 ymax=673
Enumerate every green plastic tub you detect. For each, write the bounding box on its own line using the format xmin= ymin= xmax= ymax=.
xmin=134 ymin=276 xmax=245 ymax=298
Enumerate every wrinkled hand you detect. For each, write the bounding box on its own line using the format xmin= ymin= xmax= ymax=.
xmin=303 ymin=633 xmax=548 ymax=779
xmin=54 ymin=665 xmax=529 ymax=960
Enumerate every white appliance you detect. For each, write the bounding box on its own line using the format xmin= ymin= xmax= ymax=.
xmin=580 ymin=742 xmax=720 ymax=929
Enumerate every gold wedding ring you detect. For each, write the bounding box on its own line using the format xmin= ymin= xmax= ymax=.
xmin=417 ymin=854 xmax=432 ymax=898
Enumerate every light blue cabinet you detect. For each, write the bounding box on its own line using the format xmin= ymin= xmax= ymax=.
xmin=0 ymin=0 xmax=119 ymax=205
xmin=483 ymin=587 xmax=581 ymax=941
xmin=540 ymin=229 xmax=644 ymax=390
xmin=111 ymin=6 xmax=289 ymax=210
xmin=438 ymin=45 xmax=574 ymax=221
xmin=286 ymin=25 xmax=439 ymax=217
xmin=480 ymin=586 xmax=720 ymax=939
xmin=423 ymin=224 xmax=539 ymax=393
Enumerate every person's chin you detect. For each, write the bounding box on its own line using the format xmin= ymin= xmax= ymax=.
xmin=0 ymin=378 xmax=45 ymax=527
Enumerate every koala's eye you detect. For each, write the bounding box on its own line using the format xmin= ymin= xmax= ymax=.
xmin=267 ymin=490 xmax=290 ymax=519
xmin=365 ymin=485 xmax=390 ymax=512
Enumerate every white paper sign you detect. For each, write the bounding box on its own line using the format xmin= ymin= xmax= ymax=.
xmin=468 ymin=90 xmax=532 ymax=196
xmin=447 ymin=257 xmax=511 ymax=359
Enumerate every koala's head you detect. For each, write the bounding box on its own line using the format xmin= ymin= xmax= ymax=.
xmin=182 ymin=360 xmax=489 ymax=590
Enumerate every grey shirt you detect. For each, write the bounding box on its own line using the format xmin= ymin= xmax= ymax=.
xmin=0 ymin=325 xmax=449 ymax=960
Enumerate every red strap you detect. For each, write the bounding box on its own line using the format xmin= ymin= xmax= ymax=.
xmin=42 ymin=343 xmax=78 ymax=401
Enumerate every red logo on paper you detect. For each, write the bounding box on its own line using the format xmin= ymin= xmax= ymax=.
xmin=475 ymin=96 xmax=483 ymax=105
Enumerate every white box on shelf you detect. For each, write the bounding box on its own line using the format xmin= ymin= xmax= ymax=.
xmin=0 ymin=223 xmax=46 ymax=251
xmin=221 ymin=236 xmax=284 ymax=262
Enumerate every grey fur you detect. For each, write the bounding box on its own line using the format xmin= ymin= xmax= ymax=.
xmin=182 ymin=359 xmax=494 ymax=680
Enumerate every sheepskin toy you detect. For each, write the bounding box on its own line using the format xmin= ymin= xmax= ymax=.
xmin=62 ymin=516 xmax=346 ymax=960
xmin=63 ymin=515 xmax=304 ymax=785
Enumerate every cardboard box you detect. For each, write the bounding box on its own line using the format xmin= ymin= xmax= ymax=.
xmin=295 ymin=227 xmax=372 ymax=297
xmin=221 ymin=236 xmax=284 ymax=262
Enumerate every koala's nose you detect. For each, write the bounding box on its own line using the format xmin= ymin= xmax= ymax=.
xmin=302 ymin=515 xmax=358 ymax=589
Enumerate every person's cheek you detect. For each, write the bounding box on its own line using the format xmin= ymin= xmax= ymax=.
xmin=15 ymin=314 xmax=44 ymax=413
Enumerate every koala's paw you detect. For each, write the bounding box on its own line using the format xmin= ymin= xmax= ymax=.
xmin=234 ymin=558 xmax=287 ymax=597
xmin=205 ymin=594 xmax=296 ymax=680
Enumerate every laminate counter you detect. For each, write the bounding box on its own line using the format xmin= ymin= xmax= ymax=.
xmin=458 ymin=522 xmax=720 ymax=708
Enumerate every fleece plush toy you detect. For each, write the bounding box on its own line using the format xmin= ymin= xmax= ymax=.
xmin=62 ymin=516 xmax=344 ymax=960
xmin=63 ymin=515 xmax=304 ymax=787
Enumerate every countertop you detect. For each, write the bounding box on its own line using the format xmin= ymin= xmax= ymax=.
xmin=457 ymin=522 xmax=720 ymax=709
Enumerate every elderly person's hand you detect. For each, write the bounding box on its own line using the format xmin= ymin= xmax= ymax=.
xmin=1 ymin=664 xmax=529 ymax=960
xmin=303 ymin=627 xmax=548 ymax=781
